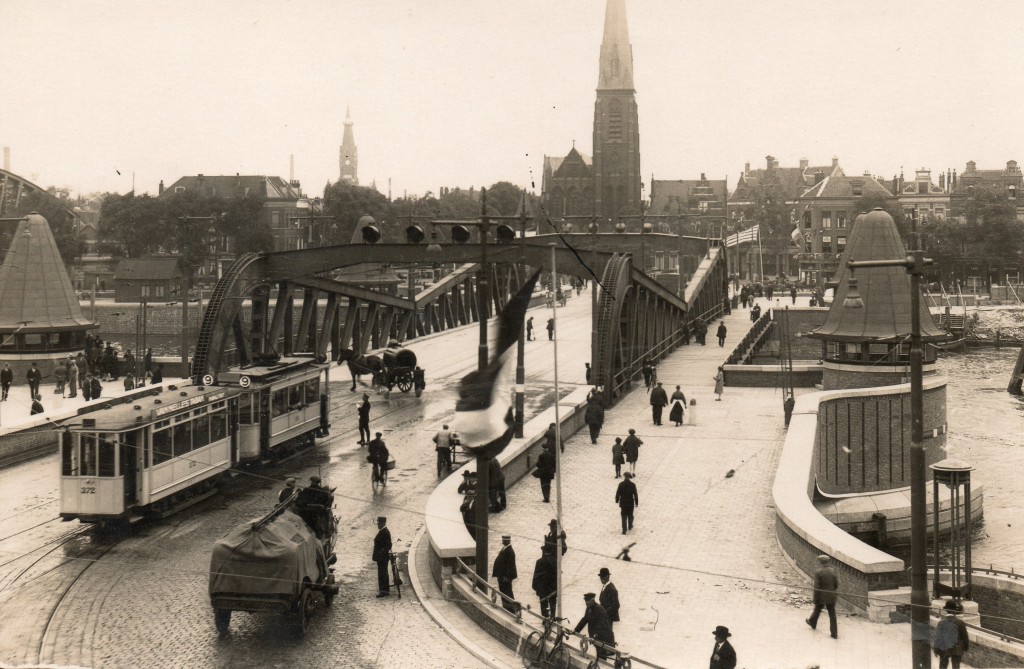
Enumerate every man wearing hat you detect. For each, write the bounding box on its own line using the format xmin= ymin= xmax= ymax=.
xmin=367 ymin=432 xmax=389 ymax=483
xmin=544 ymin=519 xmax=567 ymax=556
xmin=372 ymin=516 xmax=392 ymax=597
xmin=357 ymin=393 xmax=371 ymax=445
xmin=934 ymin=600 xmax=969 ymax=668
xmin=573 ymin=592 xmax=615 ymax=659
xmin=615 ymin=472 xmax=639 ymax=535
xmin=492 ymin=534 xmax=518 ymax=613
xmin=710 ymin=625 xmax=736 ymax=669
xmin=534 ymin=442 xmax=556 ymax=502
xmin=531 ymin=545 xmax=557 ymax=618
xmin=598 ymin=567 xmax=620 ymax=628
xmin=278 ymin=478 xmax=297 ymax=504
xmin=805 ymin=554 xmax=839 ymax=639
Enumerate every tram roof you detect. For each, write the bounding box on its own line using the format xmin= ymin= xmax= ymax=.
xmin=72 ymin=383 xmax=241 ymax=431
xmin=218 ymin=355 xmax=326 ymax=385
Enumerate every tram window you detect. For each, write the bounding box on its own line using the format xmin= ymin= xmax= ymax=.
xmin=81 ymin=434 xmax=98 ymax=476
xmin=153 ymin=428 xmax=173 ymax=465
xmin=62 ymin=432 xmax=76 ymax=475
xmin=272 ymin=389 xmax=288 ymax=418
xmin=289 ymin=384 xmax=302 ymax=409
xmin=210 ymin=410 xmax=228 ymax=442
xmin=305 ymin=378 xmax=319 ymax=404
xmin=173 ymin=420 xmax=192 ymax=456
xmin=192 ymin=414 xmax=210 ymax=450
xmin=98 ymin=434 xmax=116 ymax=477
xmin=238 ymin=393 xmax=255 ymax=424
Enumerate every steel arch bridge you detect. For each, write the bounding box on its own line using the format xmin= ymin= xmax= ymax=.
xmin=192 ymin=233 xmax=730 ymax=405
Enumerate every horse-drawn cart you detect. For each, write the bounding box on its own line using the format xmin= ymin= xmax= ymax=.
xmin=377 ymin=347 xmax=426 ymax=396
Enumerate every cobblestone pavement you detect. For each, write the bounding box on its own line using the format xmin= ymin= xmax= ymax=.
xmin=0 ymin=292 xmax=592 ymax=669
xmin=484 ymin=297 xmax=933 ymax=669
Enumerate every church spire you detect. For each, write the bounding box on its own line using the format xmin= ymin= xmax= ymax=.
xmin=597 ymin=0 xmax=634 ymax=91
xmin=340 ymin=106 xmax=358 ymax=185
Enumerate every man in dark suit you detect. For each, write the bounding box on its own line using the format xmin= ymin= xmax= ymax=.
xmin=598 ymin=567 xmax=620 ymax=628
xmin=574 ymin=593 xmax=615 ymax=659
xmin=806 ymin=554 xmax=839 ymax=638
xmin=614 ymin=472 xmax=639 ymax=534
xmin=0 ymin=363 xmax=12 ymax=400
xmin=357 ymin=394 xmax=371 ymax=445
xmin=26 ymin=362 xmax=42 ymax=399
xmin=531 ymin=545 xmax=557 ymax=618
xmin=649 ymin=382 xmax=668 ymax=425
xmin=372 ymin=516 xmax=392 ymax=597
xmin=492 ymin=534 xmax=518 ymax=613
xmin=710 ymin=625 xmax=736 ymax=669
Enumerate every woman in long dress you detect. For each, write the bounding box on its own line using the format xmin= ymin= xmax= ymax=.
xmin=713 ymin=367 xmax=725 ymax=401
xmin=668 ymin=385 xmax=687 ymax=426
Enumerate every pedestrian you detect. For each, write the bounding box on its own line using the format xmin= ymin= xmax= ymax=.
xmin=83 ymin=373 xmax=93 ymax=401
xmin=740 ymin=286 xmax=749 ymax=309
xmin=615 ymin=471 xmax=639 ymax=534
xmin=805 ymin=554 xmax=839 ymax=639
xmin=151 ymin=364 xmax=163 ymax=384
xmin=713 ymin=366 xmax=725 ymax=401
xmin=694 ymin=319 xmax=707 ymax=346
xmin=622 ymin=428 xmax=642 ymax=474
xmin=750 ymin=303 xmax=761 ymax=322
xmin=124 ymin=372 xmax=135 ymax=391
xmin=532 ymin=545 xmax=558 ymax=619
xmin=544 ymin=519 xmax=568 ymax=556
xmin=54 ymin=362 xmax=66 ymax=397
xmin=90 ymin=374 xmax=102 ymax=400
xmin=934 ymin=600 xmax=970 ymax=668
xmin=492 ymin=534 xmax=519 ymax=613
xmin=367 ymin=432 xmax=389 ymax=483
xmin=488 ymin=457 xmax=507 ymax=512
xmin=278 ymin=477 xmax=297 ymax=504
xmin=598 ymin=567 xmax=620 ymax=628
xmin=584 ymin=362 xmax=592 ymax=384
xmin=611 ymin=437 xmax=625 ymax=479
xmin=573 ymin=593 xmax=615 ymax=660
xmin=716 ymin=320 xmax=727 ymax=347
xmin=0 ymin=363 xmax=12 ymax=400
xmin=584 ymin=393 xmax=604 ymax=444
xmin=649 ymin=381 xmax=668 ymax=425
xmin=30 ymin=395 xmax=44 ymax=415
xmin=66 ymin=359 xmax=78 ymax=398
xmin=124 ymin=349 xmax=136 ymax=378
xmin=433 ymin=423 xmax=454 ymax=476
xmin=543 ymin=421 xmax=563 ymax=453
xmin=533 ymin=443 xmax=556 ymax=502
xmin=790 ymin=285 xmax=798 ymax=305
xmin=26 ymin=362 xmax=42 ymax=399
xmin=546 ymin=317 xmax=554 ymax=341
xmin=372 ymin=516 xmax=392 ymax=597
xmin=710 ymin=625 xmax=737 ymax=669
xmin=669 ymin=385 xmax=687 ymax=426
xmin=641 ymin=358 xmax=654 ymax=389
xmin=766 ymin=284 xmax=774 ymax=301
xmin=357 ymin=393 xmax=371 ymax=445
xmin=144 ymin=348 xmax=153 ymax=375
xmin=526 ymin=316 xmax=534 ymax=341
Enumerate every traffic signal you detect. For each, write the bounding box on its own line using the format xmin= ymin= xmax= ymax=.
xmin=451 ymin=225 xmax=471 ymax=244
xmin=495 ymin=224 xmax=516 ymax=243
xmin=361 ymin=224 xmax=381 ymax=244
xmin=405 ymin=225 xmax=425 ymax=243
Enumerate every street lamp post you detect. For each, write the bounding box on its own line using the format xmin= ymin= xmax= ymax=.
xmin=847 ymin=237 xmax=933 ymax=669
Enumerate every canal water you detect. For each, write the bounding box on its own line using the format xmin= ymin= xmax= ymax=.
xmin=937 ymin=347 xmax=1024 ymax=570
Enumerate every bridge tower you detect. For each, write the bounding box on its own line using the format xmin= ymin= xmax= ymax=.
xmin=592 ymin=0 xmax=641 ymax=221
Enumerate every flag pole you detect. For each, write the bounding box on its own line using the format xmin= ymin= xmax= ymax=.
xmin=550 ymin=242 xmax=563 ymax=621
xmin=757 ymin=224 xmax=765 ymax=282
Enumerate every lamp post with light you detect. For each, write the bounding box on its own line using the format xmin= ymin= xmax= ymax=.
xmin=846 ymin=232 xmax=932 ymax=669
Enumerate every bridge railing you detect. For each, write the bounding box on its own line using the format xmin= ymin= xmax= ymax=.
xmin=725 ymin=310 xmax=775 ymax=366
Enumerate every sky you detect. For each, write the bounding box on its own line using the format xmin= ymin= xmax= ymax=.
xmin=3 ymin=0 xmax=1024 ymax=201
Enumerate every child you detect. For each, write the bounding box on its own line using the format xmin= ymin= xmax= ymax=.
xmin=612 ymin=437 xmax=625 ymax=479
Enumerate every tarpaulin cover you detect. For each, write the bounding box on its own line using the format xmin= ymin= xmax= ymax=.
xmin=209 ymin=510 xmax=325 ymax=597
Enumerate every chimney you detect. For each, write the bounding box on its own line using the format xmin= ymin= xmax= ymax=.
xmin=832 ymin=156 xmax=839 ymax=168
xmin=892 ymin=175 xmax=899 ymax=194
xmin=939 ymin=172 xmax=946 ymax=190
xmin=799 ymin=158 xmax=809 ymax=170
xmin=158 ymin=179 xmax=164 ymax=195
xmin=744 ymin=161 xmax=750 ymax=175
xmin=700 ymin=172 xmax=706 ymax=181
xmin=952 ymin=169 xmax=957 ymax=188
xmin=965 ymin=161 xmax=976 ymax=174
xmin=1008 ymin=160 xmax=1019 ymax=174
xmin=766 ymin=155 xmax=775 ymax=170
xmin=2 ymin=146 xmax=9 ymax=172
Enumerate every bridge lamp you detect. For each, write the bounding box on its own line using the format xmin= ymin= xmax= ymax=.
xmin=494 ymin=224 xmax=516 ymax=244
xmin=451 ymin=224 xmax=472 ymax=244
xmin=361 ymin=225 xmax=381 ymax=244
xmin=405 ymin=225 xmax=425 ymax=244
xmin=614 ymin=220 xmax=626 ymax=233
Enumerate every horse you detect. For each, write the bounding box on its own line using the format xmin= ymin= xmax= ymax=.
xmin=336 ymin=348 xmax=383 ymax=392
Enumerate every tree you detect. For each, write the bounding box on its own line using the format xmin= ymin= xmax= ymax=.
xmin=219 ymin=193 xmax=272 ymax=254
xmin=485 ymin=181 xmax=525 ymax=216
xmin=8 ymin=191 xmax=88 ymax=262
xmin=321 ymin=182 xmax=390 ymax=241
xmin=96 ymin=192 xmax=168 ymax=257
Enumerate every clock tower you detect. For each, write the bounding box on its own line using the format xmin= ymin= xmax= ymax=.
xmin=339 ymin=106 xmax=358 ymax=185
xmin=592 ymin=0 xmax=641 ymax=220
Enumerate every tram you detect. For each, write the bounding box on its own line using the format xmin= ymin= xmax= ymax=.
xmin=59 ymin=356 xmax=329 ymax=524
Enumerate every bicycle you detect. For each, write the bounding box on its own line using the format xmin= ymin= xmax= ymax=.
xmin=371 ymin=461 xmax=388 ymax=492
xmin=436 ymin=445 xmax=452 ymax=477
xmin=521 ymin=616 xmax=581 ymax=669
xmin=388 ymin=551 xmax=404 ymax=598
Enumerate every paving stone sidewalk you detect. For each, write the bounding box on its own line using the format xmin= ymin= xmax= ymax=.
xmin=424 ymin=296 xmax=931 ymax=669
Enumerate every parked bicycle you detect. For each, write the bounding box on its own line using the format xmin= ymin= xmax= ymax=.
xmin=521 ymin=616 xmax=581 ymax=669
xmin=388 ymin=551 xmax=404 ymax=599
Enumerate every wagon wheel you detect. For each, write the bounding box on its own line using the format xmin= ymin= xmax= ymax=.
xmin=372 ymin=372 xmax=385 ymax=393
xmin=293 ymin=589 xmax=315 ymax=638
xmin=397 ymin=377 xmax=413 ymax=393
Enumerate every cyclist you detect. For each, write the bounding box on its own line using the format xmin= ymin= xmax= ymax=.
xmin=367 ymin=432 xmax=389 ymax=483
xmin=433 ymin=424 xmax=454 ymax=476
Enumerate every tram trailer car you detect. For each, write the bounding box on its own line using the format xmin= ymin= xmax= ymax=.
xmin=60 ymin=356 xmax=330 ymax=524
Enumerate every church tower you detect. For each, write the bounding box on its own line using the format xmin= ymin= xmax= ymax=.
xmin=592 ymin=0 xmax=641 ymax=220
xmin=339 ymin=107 xmax=358 ymax=185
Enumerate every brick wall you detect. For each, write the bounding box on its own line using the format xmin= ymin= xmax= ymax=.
xmin=972 ymin=573 xmax=1024 ymax=640
xmin=0 ymin=425 xmax=61 ymax=468
xmin=781 ymin=309 xmax=829 ymax=360
xmin=723 ymin=367 xmax=822 ymax=388
xmin=816 ymin=384 xmax=946 ymax=495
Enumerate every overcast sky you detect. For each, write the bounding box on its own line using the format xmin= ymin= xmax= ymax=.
xmin=3 ymin=0 xmax=1023 ymax=200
